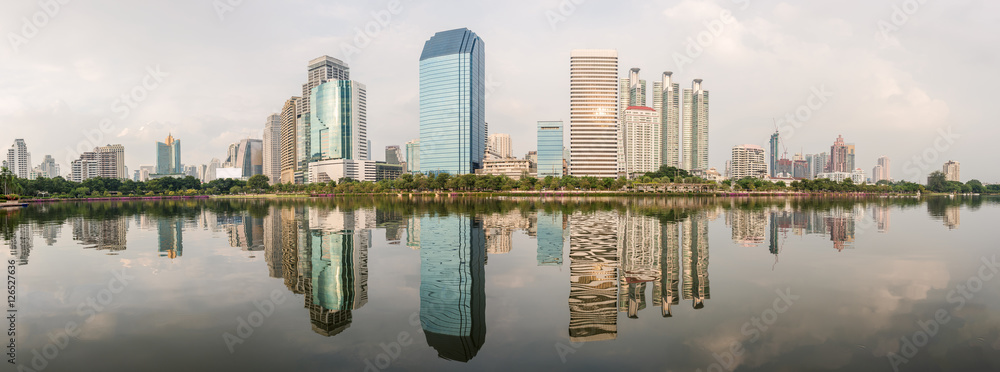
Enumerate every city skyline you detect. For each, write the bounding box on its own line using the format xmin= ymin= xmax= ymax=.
xmin=1 ymin=1 xmax=997 ymax=182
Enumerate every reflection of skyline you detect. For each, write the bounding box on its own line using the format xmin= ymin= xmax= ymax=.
xmin=72 ymin=217 xmax=127 ymax=253
xmin=536 ymin=211 xmax=564 ymax=266
xmin=304 ymin=208 xmax=371 ymax=337
xmin=158 ymin=218 xmax=183 ymax=259
xmin=419 ymin=215 xmax=486 ymax=362
xmin=618 ymin=212 xmax=661 ymax=317
xmin=682 ymin=213 xmax=710 ymax=309
xmin=568 ymin=211 xmax=619 ymax=342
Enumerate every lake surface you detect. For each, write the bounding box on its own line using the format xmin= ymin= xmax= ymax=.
xmin=4 ymin=196 xmax=1000 ymax=372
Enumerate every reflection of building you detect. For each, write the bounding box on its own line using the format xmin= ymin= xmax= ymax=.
xmin=618 ymin=212 xmax=661 ymax=317
xmin=71 ymin=217 xmax=127 ymax=252
xmin=308 ymin=209 xmax=370 ymax=336
xmin=536 ymin=212 xmax=564 ymax=266
xmin=264 ymin=207 xmax=283 ymax=278
xmin=6 ymin=225 xmax=32 ymax=266
xmin=406 ymin=216 xmax=421 ymax=250
xmin=280 ymin=207 xmax=303 ymax=293
xmin=219 ymin=215 xmax=265 ymax=251
xmin=158 ymin=218 xmax=183 ymax=259
xmin=419 ymin=215 xmax=486 ymax=362
xmin=568 ymin=212 xmax=619 ymax=342
xmin=873 ymin=204 xmax=891 ymax=233
xmin=943 ymin=206 xmax=960 ymax=230
xmin=682 ymin=213 xmax=710 ymax=309
xmin=728 ymin=209 xmax=766 ymax=247
xmin=655 ymin=222 xmax=680 ymax=317
xmin=825 ymin=208 xmax=856 ymax=252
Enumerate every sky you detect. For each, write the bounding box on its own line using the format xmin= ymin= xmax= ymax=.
xmin=1 ymin=0 xmax=997 ymax=183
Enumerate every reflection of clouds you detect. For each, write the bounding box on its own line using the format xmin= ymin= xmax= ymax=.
xmin=78 ymin=313 xmax=117 ymax=341
xmin=687 ymin=258 xmax=951 ymax=370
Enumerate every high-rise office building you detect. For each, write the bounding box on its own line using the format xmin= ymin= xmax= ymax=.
xmin=487 ymin=133 xmax=512 ymax=159
xmin=298 ymin=56 xmax=351 ymax=180
xmin=307 ymin=80 xmax=372 ymax=183
xmin=812 ymin=152 xmax=829 ymax=179
xmin=279 ymin=96 xmax=300 ymax=184
xmin=233 ymin=139 xmax=264 ymax=178
xmin=263 ymin=113 xmax=281 ymax=184
xmin=730 ymin=144 xmax=766 ymax=179
xmin=682 ymin=80 xmax=709 ymax=172
xmin=418 ymin=28 xmax=486 ymax=175
xmin=769 ymin=131 xmax=780 ymax=177
xmin=155 ymin=134 xmax=182 ymax=175
xmin=652 ymin=72 xmax=680 ymax=168
xmin=829 ymin=135 xmax=849 ymax=173
xmin=569 ymin=49 xmax=619 ymax=178
xmin=5 ymin=139 xmax=31 ymax=179
xmin=622 ymin=106 xmax=661 ymax=178
xmin=309 ymin=80 xmax=368 ymax=162
xmin=943 ymin=161 xmax=960 ymax=182
xmin=537 ymin=121 xmax=564 ymax=178
xmin=96 ymin=144 xmax=126 ymax=179
xmin=873 ymin=156 xmax=891 ymax=183
xmin=69 ymin=145 xmax=126 ymax=182
xmin=405 ymin=139 xmax=420 ymax=173
xmin=618 ymin=68 xmax=647 ymax=176
xmin=385 ymin=146 xmax=404 ymax=165
xmin=846 ymin=143 xmax=856 ymax=173
xmin=39 ymin=155 xmax=59 ymax=178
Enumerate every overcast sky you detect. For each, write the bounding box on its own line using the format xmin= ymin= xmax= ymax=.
xmin=1 ymin=0 xmax=997 ymax=182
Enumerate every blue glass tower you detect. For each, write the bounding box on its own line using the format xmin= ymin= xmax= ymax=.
xmin=419 ymin=28 xmax=486 ymax=175
xmin=310 ymin=80 xmax=367 ymax=163
xmin=536 ymin=121 xmax=564 ymax=178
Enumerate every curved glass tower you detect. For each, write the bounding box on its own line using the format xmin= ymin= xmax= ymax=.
xmin=419 ymin=28 xmax=486 ymax=175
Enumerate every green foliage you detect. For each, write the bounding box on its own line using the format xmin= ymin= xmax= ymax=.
xmin=247 ymin=174 xmax=270 ymax=192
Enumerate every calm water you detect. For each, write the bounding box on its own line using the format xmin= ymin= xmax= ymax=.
xmin=4 ymin=196 xmax=1000 ymax=372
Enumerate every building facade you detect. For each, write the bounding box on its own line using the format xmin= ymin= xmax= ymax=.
xmin=943 ymin=161 xmax=960 ymax=182
xmin=487 ymin=133 xmax=512 ymax=159
xmin=279 ymin=97 xmax=301 ymax=184
xmin=829 ymin=135 xmax=849 ymax=173
xmin=622 ymin=106 xmax=661 ymax=178
xmin=405 ymin=139 xmax=420 ymax=173
xmin=310 ymin=80 xmax=368 ymax=163
xmin=5 ymin=139 xmax=31 ymax=179
xmin=418 ymin=28 xmax=486 ymax=175
xmin=730 ymin=144 xmax=766 ymax=179
xmin=682 ymin=80 xmax=709 ymax=172
xmin=652 ymin=72 xmax=680 ymax=168
xmin=569 ymin=49 xmax=619 ymax=178
xmin=155 ymin=134 xmax=182 ymax=175
xmin=536 ymin=121 xmax=564 ymax=178
xmin=263 ymin=113 xmax=282 ymax=184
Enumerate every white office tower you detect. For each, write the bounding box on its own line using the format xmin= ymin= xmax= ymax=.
xmin=682 ymin=79 xmax=709 ymax=172
xmin=569 ymin=49 xmax=619 ymax=178
xmin=652 ymin=72 xmax=680 ymax=168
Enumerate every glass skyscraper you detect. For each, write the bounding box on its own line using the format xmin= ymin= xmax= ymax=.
xmin=309 ymin=80 xmax=368 ymax=163
xmin=155 ymin=134 xmax=181 ymax=175
xmin=537 ymin=121 xmax=564 ymax=177
xmin=418 ymin=28 xmax=486 ymax=175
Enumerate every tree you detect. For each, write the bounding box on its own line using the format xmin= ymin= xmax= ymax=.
xmin=926 ymin=171 xmax=947 ymax=192
xmin=247 ymin=174 xmax=270 ymax=192
xmin=967 ymin=179 xmax=985 ymax=194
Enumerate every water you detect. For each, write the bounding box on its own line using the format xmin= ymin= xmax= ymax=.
xmin=3 ymin=196 xmax=1000 ymax=372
